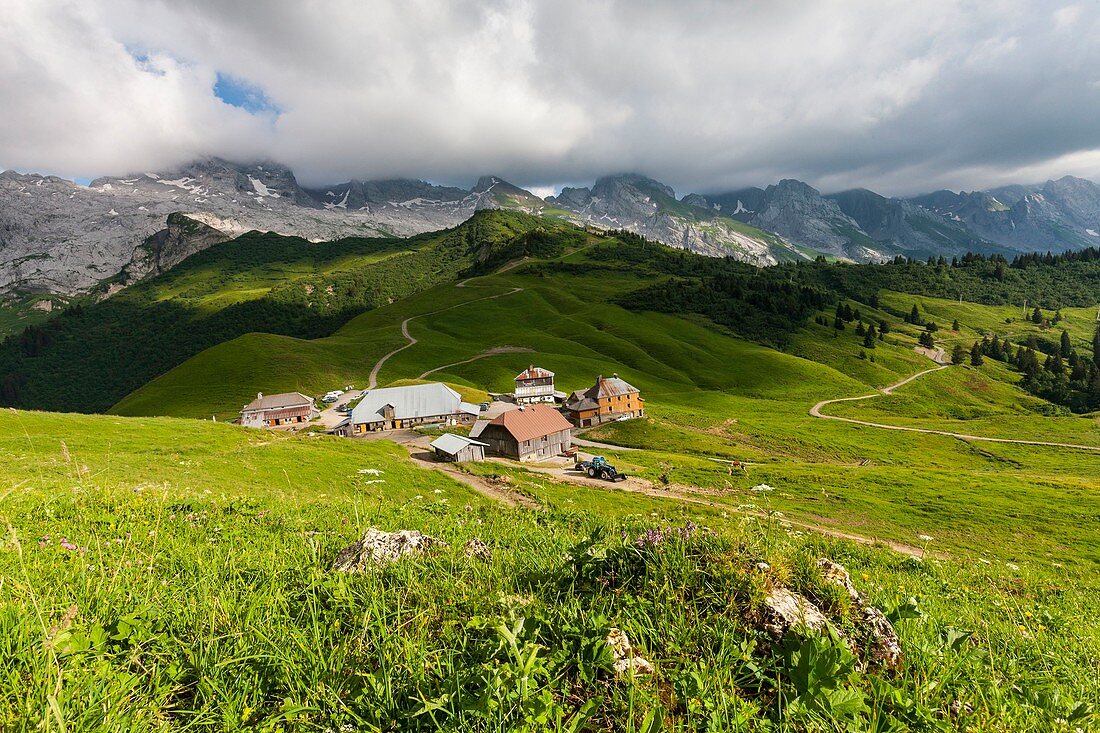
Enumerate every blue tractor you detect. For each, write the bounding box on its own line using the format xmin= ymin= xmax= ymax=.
xmin=573 ymin=456 xmax=626 ymax=481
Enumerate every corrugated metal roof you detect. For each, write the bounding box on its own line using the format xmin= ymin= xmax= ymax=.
xmin=515 ymin=365 xmax=555 ymax=381
xmin=242 ymin=392 xmax=314 ymax=412
xmin=430 ymin=433 xmax=488 ymax=455
xmin=459 ymin=402 xmax=481 ymax=416
xmin=469 ymin=419 xmax=490 ymax=439
xmin=592 ymin=374 xmax=639 ymax=398
xmin=488 ymin=404 xmax=572 ymax=443
xmin=351 ymin=383 xmax=462 ymax=424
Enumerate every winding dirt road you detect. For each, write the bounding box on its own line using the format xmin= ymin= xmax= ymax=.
xmin=367 ymin=284 xmax=524 ymax=389
xmin=811 ymin=365 xmax=1100 ymax=453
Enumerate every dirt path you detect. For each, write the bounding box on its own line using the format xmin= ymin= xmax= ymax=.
xmin=407 ymin=448 xmax=540 ymax=509
xmin=417 ymin=346 xmax=534 ymax=380
xmin=811 ymin=365 xmax=1100 ymax=453
xmin=367 ymin=286 xmax=524 ymax=389
xmin=498 ymin=460 xmax=933 ymax=558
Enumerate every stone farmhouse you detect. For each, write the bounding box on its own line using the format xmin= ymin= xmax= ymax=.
xmin=240 ymin=392 xmax=318 ymax=428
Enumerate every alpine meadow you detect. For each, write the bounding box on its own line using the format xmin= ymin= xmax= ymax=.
xmin=3 ymin=2 xmax=1100 ymax=731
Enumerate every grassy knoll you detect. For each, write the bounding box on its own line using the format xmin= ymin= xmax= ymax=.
xmin=2 ymin=409 xmax=1098 ymax=730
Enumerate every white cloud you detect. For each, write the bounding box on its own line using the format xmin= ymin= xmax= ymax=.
xmin=2 ymin=0 xmax=1100 ymax=195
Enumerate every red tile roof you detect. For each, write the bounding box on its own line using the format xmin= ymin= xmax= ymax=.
xmin=489 ymin=404 xmax=572 ymax=442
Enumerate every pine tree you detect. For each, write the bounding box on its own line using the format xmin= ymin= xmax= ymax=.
xmin=1032 ymin=306 xmax=1043 ymax=324
xmin=994 ymin=261 xmax=1006 ymax=281
xmin=1060 ymin=330 xmax=1072 ymax=358
xmin=864 ymin=324 xmax=877 ymax=348
xmin=909 ymin=304 xmax=921 ymax=324
xmin=878 ymin=319 xmax=889 ymax=334
xmin=970 ymin=342 xmax=984 ymax=366
xmin=1092 ymin=324 xmax=1100 ymax=358
xmin=952 ymin=343 xmax=966 ymax=365
xmin=834 ymin=315 xmax=845 ymax=331
xmin=855 ymin=321 xmax=866 ymax=336
xmin=952 ymin=319 xmax=960 ymax=331
xmin=919 ymin=331 xmax=935 ymax=349
xmin=926 ymin=321 xmax=939 ymax=333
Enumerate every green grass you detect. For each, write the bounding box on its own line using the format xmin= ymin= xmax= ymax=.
xmin=109 ymin=254 xmax=1100 ymax=572
xmin=0 ymin=294 xmax=72 ymax=338
xmin=2 ymin=409 xmax=1097 ymax=730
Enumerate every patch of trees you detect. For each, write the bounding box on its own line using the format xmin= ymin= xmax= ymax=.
xmin=969 ymin=326 xmax=1100 ymax=412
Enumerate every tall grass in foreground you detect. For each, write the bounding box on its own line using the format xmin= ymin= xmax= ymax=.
xmin=2 ymin=484 xmax=1096 ymax=732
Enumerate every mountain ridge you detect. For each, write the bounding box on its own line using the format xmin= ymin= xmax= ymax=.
xmin=4 ymin=158 xmax=1100 ymax=304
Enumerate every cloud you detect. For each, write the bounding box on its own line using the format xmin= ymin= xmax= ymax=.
xmin=2 ymin=0 xmax=1099 ymax=196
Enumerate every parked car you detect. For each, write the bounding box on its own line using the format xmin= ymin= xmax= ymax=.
xmin=322 ymin=389 xmax=344 ymax=403
xmin=479 ymin=402 xmax=491 ymax=411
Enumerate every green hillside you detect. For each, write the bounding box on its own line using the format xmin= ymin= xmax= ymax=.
xmin=0 ymin=211 xmax=583 ymax=413
xmin=3 ymin=408 xmax=1097 ymax=730
xmin=110 ymin=234 xmax=1100 ymax=570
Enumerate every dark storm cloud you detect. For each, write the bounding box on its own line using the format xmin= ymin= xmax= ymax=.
xmin=3 ymin=0 xmax=1099 ymax=196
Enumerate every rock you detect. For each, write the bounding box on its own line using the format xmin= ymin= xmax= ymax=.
xmin=331 ymin=528 xmax=445 ymax=572
xmin=605 ymin=627 xmax=653 ymax=677
xmin=463 ymin=538 xmax=491 ymax=560
xmin=818 ymin=558 xmax=903 ymax=669
xmin=761 ymin=588 xmax=831 ymax=638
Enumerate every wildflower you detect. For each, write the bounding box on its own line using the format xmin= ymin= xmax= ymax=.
xmin=978 ymin=558 xmax=991 ymax=565
xmin=1006 ymin=562 xmax=1019 ymax=571
xmin=414 ymin=495 xmax=423 ymax=500
xmin=433 ymin=489 xmax=443 ymax=494
xmin=59 ymin=539 xmax=78 ymax=552
xmin=918 ymin=534 xmax=934 ymax=542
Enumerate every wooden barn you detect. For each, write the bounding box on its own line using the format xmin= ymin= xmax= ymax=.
xmin=563 ymin=373 xmax=644 ymax=427
xmin=239 ymin=392 xmax=318 ymax=428
xmin=470 ymin=403 xmax=573 ymax=461
xmin=430 ymin=433 xmax=488 ymax=463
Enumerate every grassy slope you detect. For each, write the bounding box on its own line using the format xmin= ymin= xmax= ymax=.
xmin=0 ymin=211 xmax=572 ymax=414
xmin=2 ymin=409 xmax=1097 ymax=730
xmin=111 ymin=247 xmax=1100 ymax=572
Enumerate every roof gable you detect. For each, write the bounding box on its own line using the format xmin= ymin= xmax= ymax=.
xmin=351 ymin=382 xmax=462 ymax=423
xmin=489 ymin=404 xmax=572 ymax=442
xmin=242 ymin=391 xmax=314 ymax=412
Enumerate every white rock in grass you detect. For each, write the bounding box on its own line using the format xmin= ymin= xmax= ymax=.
xmin=331 ymin=528 xmax=445 ymax=571
xmin=761 ymin=588 xmax=831 ymax=637
xmin=463 ymin=538 xmax=491 ymax=560
xmin=818 ymin=558 xmax=903 ymax=669
xmin=606 ymin=628 xmax=653 ymax=677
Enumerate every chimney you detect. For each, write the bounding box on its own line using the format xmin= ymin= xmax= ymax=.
xmin=257 ymin=392 xmax=263 ymax=399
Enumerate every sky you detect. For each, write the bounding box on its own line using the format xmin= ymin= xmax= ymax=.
xmin=3 ymin=0 xmax=1100 ymax=197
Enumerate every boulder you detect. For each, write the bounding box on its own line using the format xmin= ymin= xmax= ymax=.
xmin=761 ymin=587 xmax=831 ymax=638
xmin=605 ymin=628 xmax=653 ymax=677
xmin=331 ymin=529 xmax=445 ymax=572
xmin=818 ymin=558 xmax=902 ymax=669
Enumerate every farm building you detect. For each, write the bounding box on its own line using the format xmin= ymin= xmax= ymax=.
xmin=240 ymin=392 xmax=318 ymax=428
xmin=341 ymin=382 xmax=479 ymax=434
xmin=430 ymin=433 xmax=488 ymax=462
xmin=470 ymin=403 xmax=573 ymax=461
xmin=563 ymin=374 xmax=644 ymax=427
xmin=513 ymin=365 xmax=556 ymax=404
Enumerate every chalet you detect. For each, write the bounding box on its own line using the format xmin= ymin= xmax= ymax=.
xmin=563 ymin=373 xmax=644 ymax=427
xmin=430 ymin=433 xmax=488 ymax=462
xmin=342 ymin=382 xmax=479 ymax=434
xmin=513 ymin=365 xmax=556 ymax=404
xmin=470 ymin=403 xmax=573 ymax=461
xmin=240 ymin=392 xmax=318 ymax=428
